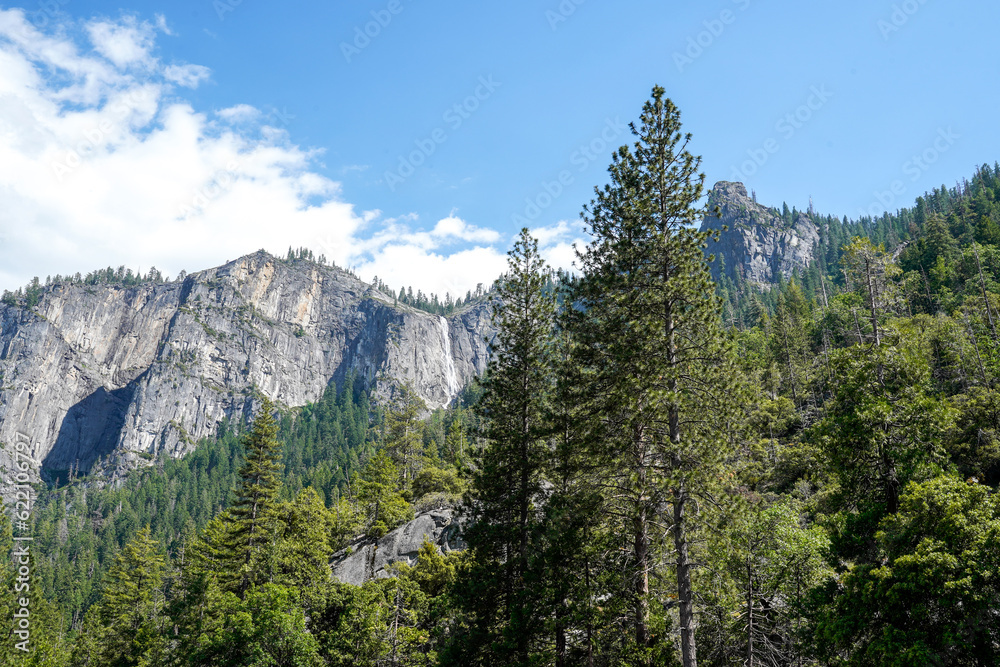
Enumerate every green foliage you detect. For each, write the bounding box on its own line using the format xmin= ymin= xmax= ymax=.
xmin=701 ymin=500 xmax=832 ymax=665
xmin=23 ymin=376 xmax=372 ymax=632
xmin=380 ymin=383 xmax=428 ymax=483
xmin=814 ymin=476 xmax=1000 ymax=665
xmin=815 ymin=338 xmax=953 ymax=518
xmin=410 ymin=466 xmax=465 ymax=501
xmin=226 ymin=396 xmax=284 ymax=595
xmin=355 ymin=451 xmax=413 ymax=539
xmin=182 ymin=584 xmax=324 ymax=667
xmin=71 ymin=528 xmax=167 ymax=667
xmin=457 ymin=228 xmax=558 ymax=666
xmin=273 ymin=488 xmax=336 ymax=604
xmin=312 ymin=577 xmax=434 ymax=667
xmin=567 ymin=86 xmax=742 ymax=666
xmin=949 ymin=385 xmax=1000 ymax=484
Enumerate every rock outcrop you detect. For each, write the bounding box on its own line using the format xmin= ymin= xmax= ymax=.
xmin=0 ymin=252 xmax=493 ymax=491
xmin=701 ymin=181 xmax=821 ymax=287
xmin=331 ymin=509 xmax=465 ymax=586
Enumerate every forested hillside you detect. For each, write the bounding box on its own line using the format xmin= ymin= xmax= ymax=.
xmin=3 ymin=88 xmax=999 ymax=666
xmin=716 ymin=163 xmax=1000 ymax=329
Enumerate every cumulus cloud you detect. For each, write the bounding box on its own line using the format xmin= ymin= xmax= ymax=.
xmin=530 ymin=220 xmax=589 ymax=272
xmin=216 ymin=103 xmax=260 ymax=123
xmin=87 ymin=16 xmax=155 ymax=68
xmin=163 ymin=63 xmax=210 ymax=88
xmin=0 ymin=9 xmax=577 ymax=300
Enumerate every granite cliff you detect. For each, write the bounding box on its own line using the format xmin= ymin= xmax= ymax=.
xmin=0 ymin=252 xmax=492 ymax=490
xmin=331 ymin=508 xmax=465 ymax=586
xmin=701 ymin=181 xmax=821 ymax=287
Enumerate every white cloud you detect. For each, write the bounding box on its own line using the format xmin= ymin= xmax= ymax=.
xmin=154 ymin=14 xmax=173 ymax=37
xmin=355 ymin=245 xmax=509 ymax=300
xmin=164 ymin=63 xmax=210 ymax=88
xmin=431 ymin=215 xmax=502 ymax=244
xmin=87 ymin=16 xmax=155 ymax=68
xmin=216 ymin=103 xmax=260 ymax=123
xmin=0 ymin=9 xmax=578 ymax=301
xmin=530 ymin=220 xmax=589 ymax=272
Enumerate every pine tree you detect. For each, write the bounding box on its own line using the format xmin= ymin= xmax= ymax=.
xmin=568 ymin=86 xmax=740 ymax=667
xmin=227 ymin=396 xmax=284 ymax=595
xmin=73 ymin=527 xmax=166 ymax=667
xmin=457 ymin=229 xmax=557 ymax=666
xmin=380 ymin=384 xmax=427 ymax=483
xmin=355 ymin=451 xmax=413 ymax=543
xmin=543 ymin=325 xmax=605 ymax=667
xmin=840 ymin=237 xmax=901 ymax=346
xmin=273 ymin=487 xmax=335 ymax=606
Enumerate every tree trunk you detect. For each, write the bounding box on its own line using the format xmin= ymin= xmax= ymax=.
xmin=781 ymin=321 xmax=798 ymax=403
xmin=518 ymin=402 xmax=531 ymax=663
xmin=555 ymin=598 xmax=567 ymax=667
xmin=634 ymin=461 xmax=651 ymax=655
xmin=746 ymin=556 xmax=753 ymax=667
xmin=864 ymin=256 xmax=881 ymax=346
xmin=974 ymin=244 xmax=998 ymax=342
xmin=674 ymin=484 xmax=697 ymax=667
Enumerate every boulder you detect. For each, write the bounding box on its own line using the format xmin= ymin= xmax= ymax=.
xmin=331 ymin=508 xmax=465 ymax=586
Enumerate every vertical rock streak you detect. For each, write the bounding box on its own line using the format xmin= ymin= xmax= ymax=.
xmin=439 ymin=316 xmax=459 ymax=404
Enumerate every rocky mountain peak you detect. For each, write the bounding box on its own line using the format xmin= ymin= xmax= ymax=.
xmin=701 ymin=181 xmax=821 ymax=287
xmin=709 ymin=180 xmax=750 ymax=202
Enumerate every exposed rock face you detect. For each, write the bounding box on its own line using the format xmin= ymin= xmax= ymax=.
xmin=701 ymin=181 xmax=821 ymax=287
xmin=0 ymin=252 xmax=492 ymax=489
xmin=331 ymin=509 xmax=465 ymax=586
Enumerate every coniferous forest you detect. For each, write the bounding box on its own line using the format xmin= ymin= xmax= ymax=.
xmin=4 ymin=87 xmax=1000 ymax=666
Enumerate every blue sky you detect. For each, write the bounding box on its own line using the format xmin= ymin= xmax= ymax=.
xmin=0 ymin=0 xmax=997 ymax=296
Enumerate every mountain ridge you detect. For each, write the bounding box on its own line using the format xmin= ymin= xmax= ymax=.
xmin=0 ymin=251 xmax=493 ymax=493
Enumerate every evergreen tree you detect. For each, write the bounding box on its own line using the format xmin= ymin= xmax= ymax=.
xmin=273 ymin=487 xmax=335 ymax=606
xmin=815 ymin=476 xmax=1000 ymax=665
xmin=72 ymin=528 xmax=166 ymax=667
xmin=380 ymin=384 xmax=428 ymax=484
xmin=840 ymin=237 xmax=901 ymax=345
xmin=227 ymin=396 xmax=284 ymax=595
xmin=355 ymin=451 xmax=413 ymax=543
xmin=456 ymin=229 xmax=557 ymax=666
xmin=542 ymin=325 xmax=606 ymax=667
xmin=567 ymin=86 xmax=740 ymax=667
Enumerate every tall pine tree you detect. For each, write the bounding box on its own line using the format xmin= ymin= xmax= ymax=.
xmin=568 ymin=86 xmax=740 ymax=667
xmin=456 ymin=229 xmax=557 ymax=666
xmin=227 ymin=395 xmax=284 ymax=595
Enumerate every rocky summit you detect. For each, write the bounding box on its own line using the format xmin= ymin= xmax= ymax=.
xmin=701 ymin=181 xmax=821 ymax=288
xmin=0 ymin=252 xmax=492 ymax=491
